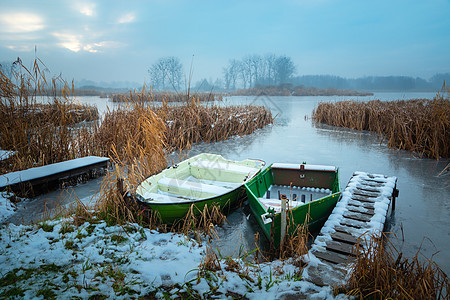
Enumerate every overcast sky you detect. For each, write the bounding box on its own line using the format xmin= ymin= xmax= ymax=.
xmin=0 ymin=0 xmax=449 ymax=85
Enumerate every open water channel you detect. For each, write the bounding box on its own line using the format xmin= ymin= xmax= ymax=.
xmin=7 ymin=92 xmax=449 ymax=275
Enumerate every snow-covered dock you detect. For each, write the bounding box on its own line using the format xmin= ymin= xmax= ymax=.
xmin=0 ymin=156 xmax=109 ymax=196
xmin=303 ymin=171 xmax=398 ymax=287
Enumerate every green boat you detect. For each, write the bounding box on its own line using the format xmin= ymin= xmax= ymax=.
xmin=244 ymin=163 xmax=341 ymax=247
xmin=135 ymin=153 xmax=265 ymax=223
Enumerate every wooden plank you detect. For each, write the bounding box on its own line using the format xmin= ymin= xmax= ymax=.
xmin=343 ymin=212 xmax=372 ymax=222
xmin=331 ymin=231 xmax=358 ymax=245
xmin=360 ymin=178 xmax=385 ymax=184
xmin=340 ymin=218 xmax=365 ymax=229
xmin=347 ymin=206 xmax=374 ymax=216
xmin=348 ymin=199 xmax=375 ymax=209
xmin=356 ymin=185 xmax=381 ymax=193
xmin=0 ymin=156 xmax=109 ymax=188
xmin=353 ymin=189 xmax=379 ymax=198
xmin=351 ymin=194 xmax=376 ymax=203
xmin=312 ymin=250 xmax=351 ymax=265
xmin=325 ymin=241 xmax=357 ymax=256
xmin=359 ymin=180 xmax=384 ymax=187
xmin=334 ymin=225 xmax=357 ymax=235
xmin=0 ymin=156 xmax=109 ymax=196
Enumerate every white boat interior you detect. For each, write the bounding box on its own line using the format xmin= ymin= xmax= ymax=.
xmin=258 ymin=184 xmax=332 ymax=213
xmin=136 ymin=154 xmax=264 ymax=204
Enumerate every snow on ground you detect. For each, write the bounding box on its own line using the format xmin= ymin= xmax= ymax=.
xmin=0 ymin=192 xmax=16 ymax=223
xmin=0 ymin=150 xmax=16 ymax=161
xmin=0 ymin=216 xmax=342 ymax=299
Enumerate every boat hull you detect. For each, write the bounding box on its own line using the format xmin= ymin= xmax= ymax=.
xmin=135 ymin=153 xmax=265 ymax=224
xmin=245 ymin=164 xmax=341 ymax=247
xmin=139 ymin=186 xmax=246 ymax=224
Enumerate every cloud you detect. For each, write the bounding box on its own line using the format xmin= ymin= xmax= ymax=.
xmin=77 ymin=2 xmax=96 ymax=16
xmin=118 ymin=13 xmax=136 ymax=24
xmin=53 ymin=32 xmax=122 ymax=53
xmin=83 ymin=41 xmax=121 ymax=53
xmin=0 ymin=13 xmax=45 ymax=33
xmin=53 ymin=32 xmax=82 ymax=52
xmin=5 ymin=45 xmax=34 ymax=52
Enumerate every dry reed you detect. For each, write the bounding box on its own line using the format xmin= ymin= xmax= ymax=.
xmin=0 ymin=59 xmax=99 ymax=174
xmin=336 ymin=233 xmax=449 ymax=299
xmin=157 ymin=97 xmax=273 ymax=151
xmin=312 ymin=87 xmax=449 ymax=159
xmin=110 ymin=90 xmax=222 ymax=103
xmin=1 ymin=57 xmax=273 ymax=236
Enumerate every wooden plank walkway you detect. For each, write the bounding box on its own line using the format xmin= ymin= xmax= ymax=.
xmin=302 ymin=171 xmax=398 ymax=287
xmin=0 ymin=156 xmax=110 ymax=196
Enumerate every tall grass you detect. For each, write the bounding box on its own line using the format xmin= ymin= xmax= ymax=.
xmin=0 ymin=58 xmax=99 ymax=174
xmin=1 ymin=57 xmax=273 ymax=235
xmin=110 ymin=90 xmax=222 ymax=103
xmin=157 ymin=97 xmax=273 ymax=151
xmin=312 ymin=88 xmax=449 ymax=159
xmin=336 ymin=234 xmax=449 ymax=299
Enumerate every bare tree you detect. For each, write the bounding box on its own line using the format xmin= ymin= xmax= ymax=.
xmin=274 ymin=55 xmax=295 ymax=84
xmin=264 ymin=53 xmax=277 ymax=85
xmin=249 ymin=54 xmax=263 ymax=86
xmin=149 ymin=56 xmax=183 ymax=91
xmin=223 ymin=59 xmax=240 ymax=90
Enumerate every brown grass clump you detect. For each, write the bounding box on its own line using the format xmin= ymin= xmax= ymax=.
xmin=110 ymin=90 xmax=222 ymax=103
xmin=312 ymin=87 xmax=450 ymax=159
xmin=94 ymin=104 xmax=167 ymax=185
xmin=157 ymin=97 xmax=273 ymax=151
xmin=0 ymin=58 xmax=99 ymax=174
xmin=173 ymin=203 xmax=228 ymax=237
xmin=337 ymin=234 xmax=449 ymax=299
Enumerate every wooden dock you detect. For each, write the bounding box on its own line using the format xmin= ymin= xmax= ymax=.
xmin=0 ymin=156 xmax=110 ymax=197
xmin=303 ymin=171 xmax=398 ymax=287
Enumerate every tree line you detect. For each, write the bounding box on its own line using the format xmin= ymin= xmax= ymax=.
xmin=2 ymin=57 xmax=448 ymax=92
xmin=222 ymin=54 xmax=296 ymax=89
xmin=146 ymin=55 xmax=448 ymax=92
xmin=146 ymin=54 xmax=296 ymax=91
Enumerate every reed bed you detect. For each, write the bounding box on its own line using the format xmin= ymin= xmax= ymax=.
xmin=157 ymin=98 xmax=273 ymax=151
xmin=110 ymin=91 xmax=222 ymax=103
xmin=0 ymin=59 xmax=99 ymax=174
xmin=337 ymin=234 xmax=449 ymax=299
xmin=312 ymin=90 xmax=450 ymax=159
xmin=1 ymin=58 xmax=273 ymax=237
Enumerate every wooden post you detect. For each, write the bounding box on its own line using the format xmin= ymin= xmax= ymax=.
xmin=280 ymin=194 xmax=287 ymax=249
xmin=117 ymin=178 xmax=124 ymax=198
xmin=392 ymin=187 xmax=399 ymax=211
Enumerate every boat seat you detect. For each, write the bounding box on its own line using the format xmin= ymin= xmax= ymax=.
xmin=140 ymin=192 xmax=198 ymax=203
xmin=258 ymin=198 xmax=304 ymax=213
xmin=190 ymin=160 xmax=258 ymax=175
xmin=158 ymin=177 xmax=231 ymax=195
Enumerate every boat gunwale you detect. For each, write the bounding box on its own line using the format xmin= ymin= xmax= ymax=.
xmin=135 ymin=153 xmax=265 ymax=206
xmin=135 ymin=185 xmax=242 ymax=206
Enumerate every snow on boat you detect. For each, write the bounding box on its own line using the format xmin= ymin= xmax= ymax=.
xmin=135 ymin=153 xmax=265 ymax=223
xmin=244 ymin=162 xmax=341 ymax=247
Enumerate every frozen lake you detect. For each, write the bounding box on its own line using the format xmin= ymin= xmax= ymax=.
xmin=8 ymin=92 xmax=449 ymax=275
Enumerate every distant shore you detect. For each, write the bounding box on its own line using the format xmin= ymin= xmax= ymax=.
xmin=231 ymin=84 xmax=373 ymax=97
